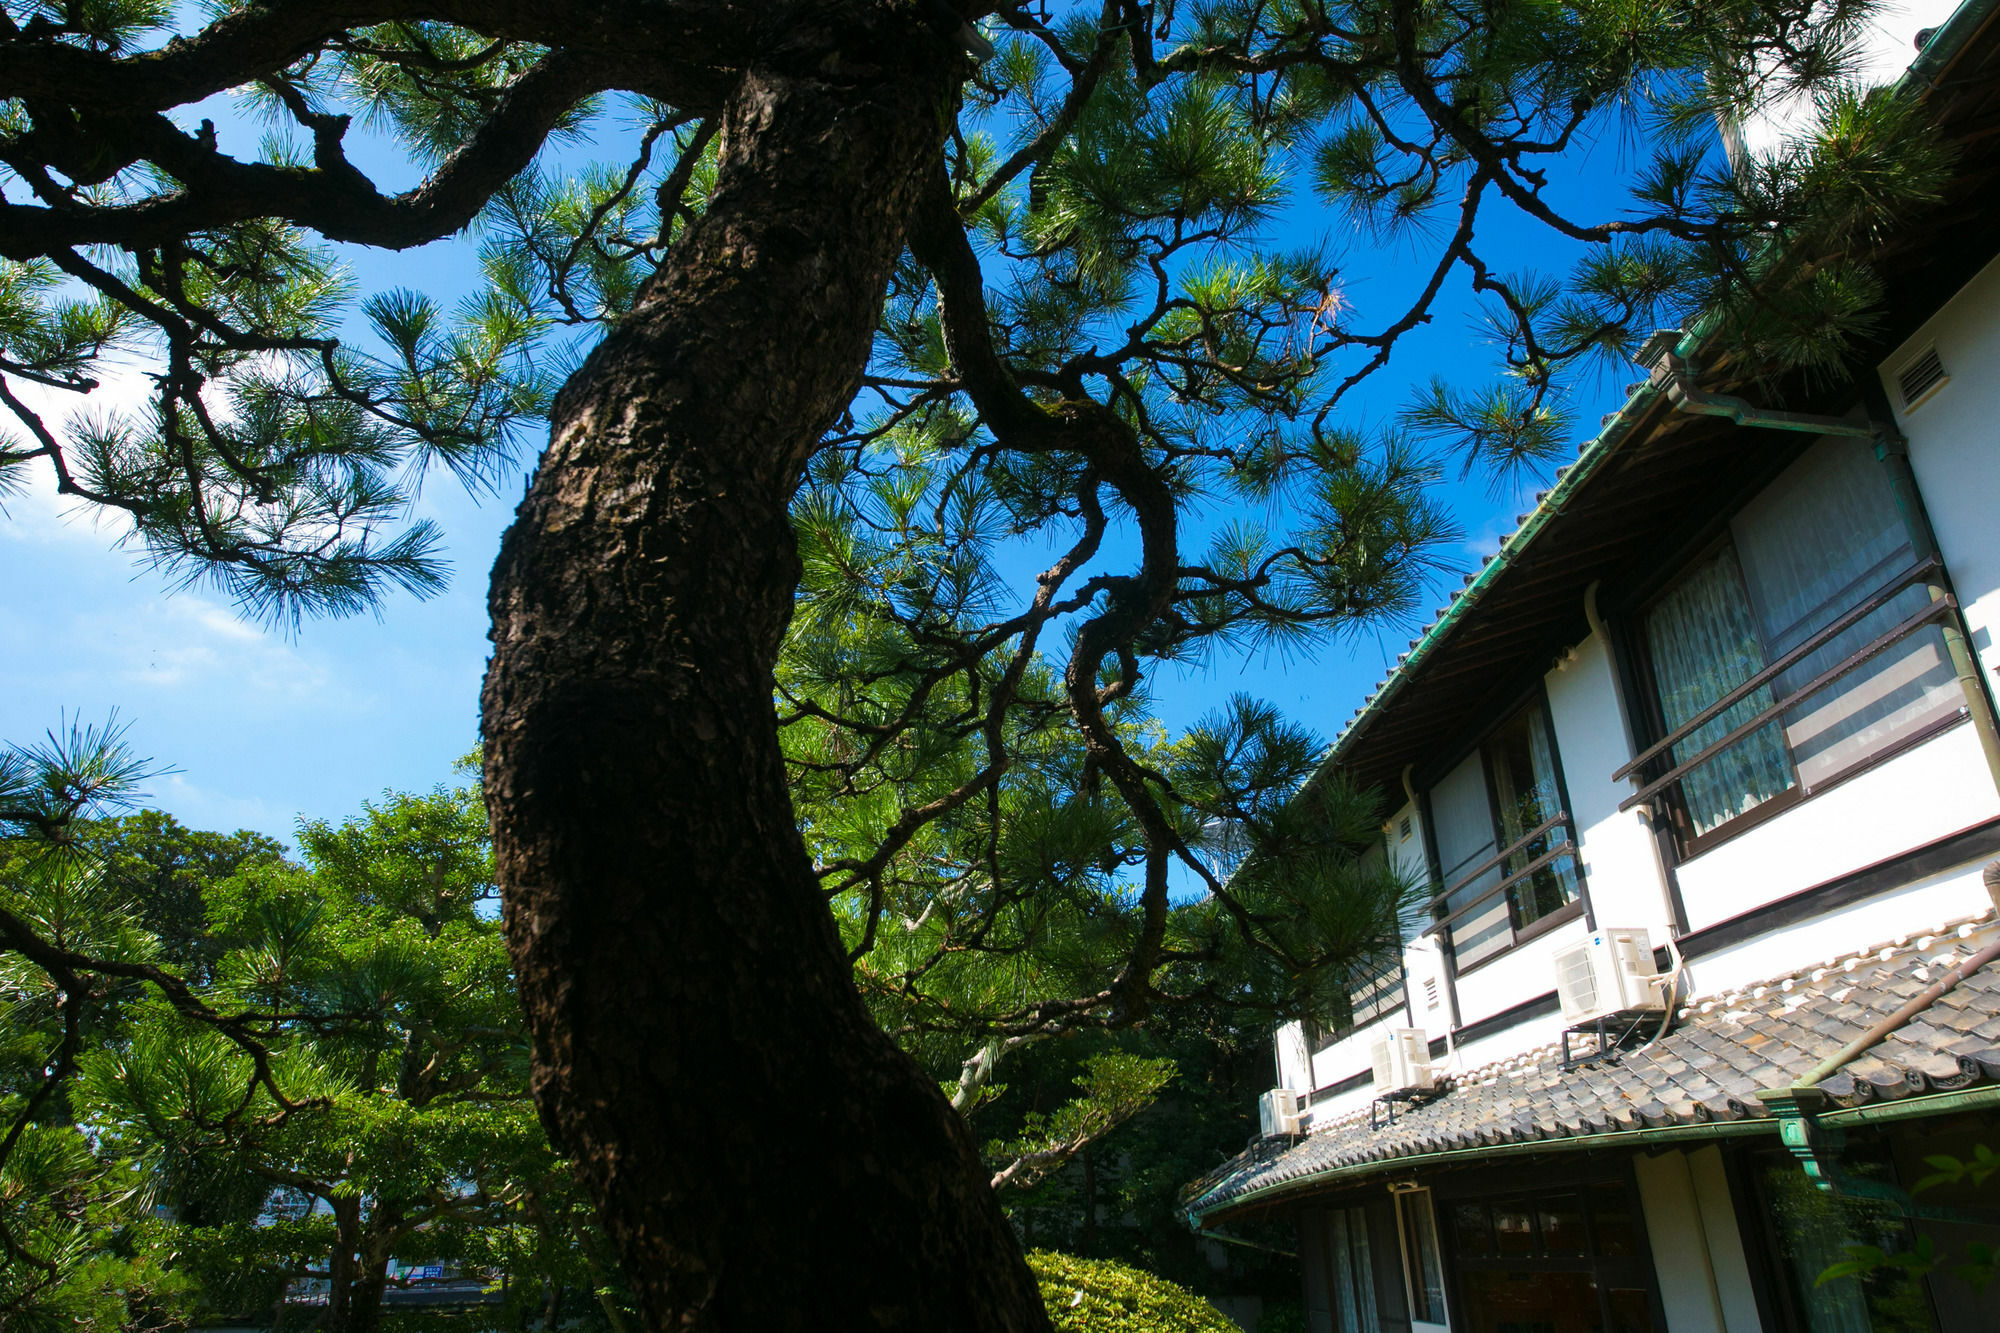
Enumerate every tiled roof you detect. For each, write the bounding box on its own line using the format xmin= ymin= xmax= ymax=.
xmin=1186 ymin=911 xmax=2000 ymax=1218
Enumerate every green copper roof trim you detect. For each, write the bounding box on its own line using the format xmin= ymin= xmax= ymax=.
xmin=1817 ymin=1083 xmax=2000 ymax=1127
xmin=1906 ymin=0 xmax=2000 ymax=90
xmin=1182 ymin=1114 xmax=1769 ymax=1224
xmin=1184 ymin=1086 xmax=2000 ymax=1224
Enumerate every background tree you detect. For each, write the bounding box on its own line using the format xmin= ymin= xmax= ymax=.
xmin=0 ymin=719 xmax=194 ymax=1328
xmin=77 ymin=765 xmax=605 ymax=1333
xmin=0 ymin=1 xmax=1952 ymax=1328
xmin=76 ymin=811 xmax=288 ymax=982
xmin=1 ymin=731 xmax=631 ymax=1333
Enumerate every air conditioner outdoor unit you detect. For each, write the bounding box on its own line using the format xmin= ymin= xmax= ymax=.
xmin=1369 ymin=1028 xmax=1435 ymax=1098
xmin=1259 ymin=1088 xmax=1302 ymax=1138
xmin=1554 ymin=929 xmax=1667 ymax=1026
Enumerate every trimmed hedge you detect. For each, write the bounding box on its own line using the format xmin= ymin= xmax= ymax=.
xmin=1028 ymin=1250 xmax=1239 ymax=1333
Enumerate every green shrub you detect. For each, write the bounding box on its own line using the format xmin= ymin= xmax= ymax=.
xmin=1029 ymin=1250 xmax=1239 ymax=1333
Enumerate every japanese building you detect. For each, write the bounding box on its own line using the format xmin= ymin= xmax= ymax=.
xmin=1181 ymin=5 xmax=2000 ymax=1329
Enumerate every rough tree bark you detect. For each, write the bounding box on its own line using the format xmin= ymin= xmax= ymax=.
xmin=481 ymin=6 xmax=1053 ymax=1330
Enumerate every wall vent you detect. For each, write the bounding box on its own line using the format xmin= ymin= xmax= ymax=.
xmin=1399 ymin=816 xmax=1414 ymax=841
xmin=1896 ymin=346 xmax=1947 ymax=409
xmin=1423 ymin=977 xmax=1440 ymax=1011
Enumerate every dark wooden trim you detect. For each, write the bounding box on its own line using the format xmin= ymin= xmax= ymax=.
xmin=1676 ymin=778 xmax=1806 ymax=860
xmin=1307 ymin=1067 xmax=1376 ymax=1104
xmin=1676 ymin=813 xmax=2000 ymax=959
xmin=1428 ymin=989 xmax=1563 ymax=1059
xmin=1542 ymin=677 xmax=1594 ymax=932
xmin=1427 ymin=811 xmax=1572 ymax=911
xmin=1674 ymin=693 xmax=1968 ymax=865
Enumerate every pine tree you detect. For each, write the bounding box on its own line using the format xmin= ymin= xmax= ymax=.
xmin=0 ymin=2 xmax=1951 ymax=1328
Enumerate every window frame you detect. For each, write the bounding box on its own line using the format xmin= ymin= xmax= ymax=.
xmin=1305 ymin=833 xmax=1414 ymax=1055
xmin=1630 ymin=519 xmax=1967 ymax=861
xmin=1419 ymin=682 xmax=1590 ymax=976
xmin=1630 ymin=531 xmax=1809 ymax=857
xmin=1394 ymin=1186 xmax=1450 ymax=1328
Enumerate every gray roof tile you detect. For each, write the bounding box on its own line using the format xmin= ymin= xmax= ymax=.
xmin=1186 ymin=911 xmax=2000 ymax=1218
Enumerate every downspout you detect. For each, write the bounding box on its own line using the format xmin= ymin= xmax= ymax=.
xmin=1638 ymin=333 xmax=2000 ymax=798
xmin=1755 ymin=861 xmax=2000 ymax=1220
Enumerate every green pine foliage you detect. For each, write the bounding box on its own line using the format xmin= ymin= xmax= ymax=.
xmin=0 ymin=731 xmax=635 ymax=1332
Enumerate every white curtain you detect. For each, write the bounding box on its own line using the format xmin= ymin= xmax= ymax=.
xmin=1732 ymin=436 xmax=1959 ymax=792
xmin=1324 ymin=1206 xmax=1379 ymax=1333
xmin=1645 ymin=545 xmax=1797 ymax=835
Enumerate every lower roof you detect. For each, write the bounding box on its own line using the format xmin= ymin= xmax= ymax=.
xmin=1185 ymin=909 xmax=2000 ymax=1221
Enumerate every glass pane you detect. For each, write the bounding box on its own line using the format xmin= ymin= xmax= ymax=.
xmin=1539 ymin=1193 xmax=1586 ymax=1256
xmin=1732 ymin=436 xmax=1960 ymax=792
xmin=1460 ymin=1270 xmax=1599 ymax=1333
xmin=1346 ymin=1206 xmax=1378 ymax=1331
xmin=1402 ymin=1192 xmax=1448 ymax=1323
xmin=1646 ymin=544 xmax=1798 ymax=836
xmin=1486 ymin=701 xmax=1579 ymax=930
xmin=1588 ymin=1183 xmax=1640 ymax=1257
xmin=1607 ymin=1287 xmax=1657 ymax=1333
xmin=1453 ymin=1202 xmax=1492 ymax=1258
xmin=1762 ymin=1161 xmax=1937 ymax=1333
xmin=1327 ymin=1206 xmax=1361 ymax=1331
xmin=1493 ymin=1199 xmax=1536 ymax=1258
xmin=1430 ymin=752 xmax=1510 ymax=967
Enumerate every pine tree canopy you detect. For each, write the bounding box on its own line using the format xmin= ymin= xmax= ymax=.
xmin=0 ymin=1 xmax=1956 ymax=1329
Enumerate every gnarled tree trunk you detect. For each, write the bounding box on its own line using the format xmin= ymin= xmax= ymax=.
xmin=481 ymin=8 xmax=1052 ymax=1330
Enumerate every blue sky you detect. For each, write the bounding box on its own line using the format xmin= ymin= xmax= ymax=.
xmin=0 ymin=70 xmax=1642 ymax=846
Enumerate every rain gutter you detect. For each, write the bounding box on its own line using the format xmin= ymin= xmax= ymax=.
xmin=1756 ymin=868 xmax=2000 ymax=1216
xmin=1905 ymin=0 xmax=2000 ymax=92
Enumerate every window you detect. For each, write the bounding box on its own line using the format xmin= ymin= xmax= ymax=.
xmin=1445 ymin=1178 xmax=1659 ymax=1333
xmin=1640 ymin=436 xmax=1961 ymax=851
xmin=1426 ymin=696 xmax=1584 ymax=969
xmin=1300 ymin=1200 xmax=1410 ymax=1333
xmin=1396 ymin=1188 xmax=1448 ymax=1326
xmin=1753 ymin=1150 xmax=1937 ymax=1332
xmin=1307 ymin=838 xmax=1409 ymax=1052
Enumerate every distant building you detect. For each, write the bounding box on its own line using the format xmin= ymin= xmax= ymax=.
xmin=1181 ymin=6 xmax=2000 ymax=1331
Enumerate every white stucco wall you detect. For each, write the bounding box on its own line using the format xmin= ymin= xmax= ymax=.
xmin=1673 ymin=721 xmax=2000 ymax=934
xmin=1633 ymin=1147 xmax=1765 ymax=1333
xmin=1450 ymin=914 xmax=1588 ymax=1027
xmin=1545 ymin=628 xmax=1679 ymax=936
xmin=1686 ymin=854 xmax=1996 ymax=998
xmin=1265 ymin=248 xmax=2000 ymax=1118
xmin=1275 ymin=1018 xmax=1311 ymax=1097
xmin=1884 ymin=251 xmax=2000 ymax=695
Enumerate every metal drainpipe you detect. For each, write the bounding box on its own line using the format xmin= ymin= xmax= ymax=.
xmin=1640 ymin=339 xmax=2000 ymax=798
xmin=1791 ymin=863 xmax=2000 ymax=1089
xmin=1757 ymin=861 xmax=2000 ymax=1210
